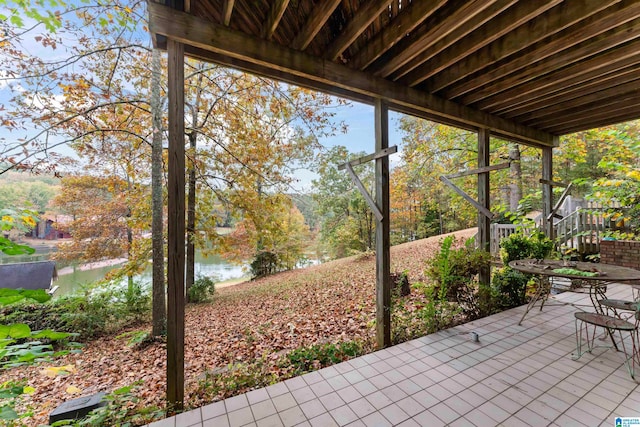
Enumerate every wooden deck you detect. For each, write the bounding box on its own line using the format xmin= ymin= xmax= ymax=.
xmin=147 ymin=284 xmax=640 ymax=427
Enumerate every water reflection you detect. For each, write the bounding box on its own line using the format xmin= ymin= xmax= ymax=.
xmin=1 ymin=248 xmax=248 ymax=296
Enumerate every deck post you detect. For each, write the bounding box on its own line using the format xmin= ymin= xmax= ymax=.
xmin=375 ymin=98 xmax=391 ymax=348
xmin=478 ymin=128 xmax=491 ymax=286
xmin=167 ymin=38 xmax=185 ymax=411
xmin=542 ymin=144 xmax=554 ymax=239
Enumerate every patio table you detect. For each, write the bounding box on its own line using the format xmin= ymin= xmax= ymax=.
xmin=509 ymin=259 xmax=640 ymax=326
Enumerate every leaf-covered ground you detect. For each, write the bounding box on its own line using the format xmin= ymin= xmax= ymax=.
xmin=2 ymin=228 xmax=475 ymax=425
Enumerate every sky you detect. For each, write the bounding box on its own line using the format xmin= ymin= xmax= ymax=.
xmin=291 ymin=102 xmax=405 ymax=191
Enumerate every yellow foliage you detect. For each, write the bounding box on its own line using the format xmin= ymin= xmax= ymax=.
xmin=40 ymin=365 xmax=76 ymax=378
xmin=627 ymin=170 xmax=640 ymax=180
xmin=65 ymin=385 xmax=82 ymax=395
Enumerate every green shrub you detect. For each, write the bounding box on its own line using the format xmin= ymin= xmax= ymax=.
xmin=491 ymin=267 xmax=530 ymax=309
xmin=495 ymin=231 xmax=553 ymax=310
xmin=425 ymin=236 xmax=492 ymax=318
xmin=500 ymin=231 xmax=554 ymax=265
xmin=0 ymin=284 xmax=151 ymax=340
xmin=188 ymin=276 xmax=216 ymax=303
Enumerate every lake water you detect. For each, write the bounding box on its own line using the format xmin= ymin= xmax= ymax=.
xmin=1 ymin=247 xmax=249 ymax=296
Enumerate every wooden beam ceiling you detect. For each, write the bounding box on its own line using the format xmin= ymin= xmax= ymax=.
xmin=444 ymin=1 xmax=640 ymax=100
xmin=371 ymin=0 xmax=499 ymax=79
xmin=149 ymin=0 xmax=640 ymax=138
xmin=221 ymin=0 xmax=234 ymax=26
xmin=348 ymin=0 xmax=448 ymax=70
xmin=425 ymin=0 xmax=619 ymax=94
xmin=399 ymin=0 xmax=562 ymax=87
xmin=261 ymin=0 xmax=289 ymax=40
xmin=290 ymin=0 xmax=340 ymax=51
xmin=325 ymin=0 xmax=392 ymax=62
xmin=148 ymin=1 xmax=555 ymax=147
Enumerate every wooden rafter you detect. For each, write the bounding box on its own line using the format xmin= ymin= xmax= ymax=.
xmin=261 ymin=0 xmax=289 ymax=40
xmin=338 ymin=146 xmax=397 ymax=170
xmin=384 ymin=0 xmax=517 ymax=80
xmin=148 ymin=2 xmax=555 ymax=146
xmin=290 ymin=0 xmax=340 ymax=51
xmin=478 ymin=44 xmax=640 ymax=114
xmin=398 ymin=0 xmax=561 ymax=87
xmin=325 ymin=0 xmax=392 ymax=62
xmin=348 ymin=0 xmax=448 ymax=70
xmin=444 ymin=2 xmax=640 ymax=100
xmin=547 ymin=183 xmax=574 ymax=221
xmin=426 ymin=0 xmax=618 ymax=93
xmin=505 ymin=64 xmax=640 ymax=120
xmin=460 ymin=18 xmax=640 ymax=106
xmin=547 ymin=103 xmax=640 ymax=135
xmin=523 ymin=80 xmax=640 ymax=127
xmin=221 ymin=0 xmax=235 ymax=26
xmin=372 ymin=0 xmax=499 ymax=78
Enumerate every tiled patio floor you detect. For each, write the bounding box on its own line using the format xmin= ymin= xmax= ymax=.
xmin=148 ymin=284 xmax=640 ymax=427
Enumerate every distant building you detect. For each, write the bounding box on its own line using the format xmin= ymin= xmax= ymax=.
xmin=31 ymin=214 xmax=72 ymax=240
xmin=0 ymin=261 xmax=58 ymax=292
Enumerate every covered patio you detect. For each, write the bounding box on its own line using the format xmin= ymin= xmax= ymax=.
xmin=146 ymin=0 xmax=640 ymax=415
xmin=147 ymin=284 xmax=639 ymax=426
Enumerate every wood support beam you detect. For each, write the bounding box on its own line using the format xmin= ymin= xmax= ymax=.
xmin=221 ymin=0 xmax=235 ymax=26
xmin=166 ymin=38 xmax=185 ymax=411
xmin=291 ymin=0 xmax=340 ymax=51
xmin=464 ymin=21 xmax=640 ymax=108
xmin=440 ymin=176 xmax=494 ymax=220
xmin=478 ymin=42 xmax=640 ymax=114
xmin=548 ymin=183 xmax=574 ymax=222
xmin=539 ymin=179 xmax=568 ymax=188
xmin=349 ymin=0 xmax=448 ymax=70
xmin=386 ymin=0 xmax=516 ymax=80
xmin=478 ymin=128 xmax=491 ymax=286
xmin=504 ymin=64 xmax=640 ymax=119
xmin=148 ymin=2 xmax=555 ymax=147
xmin=542 ymin=145 xmax=555 ymax=239
xmin=338 ymin=146 xmax=397 ymax=170
xmin=527 ymin=85 xmax=640 ymax=129
xmin=374 ymin=99 xmax=391 ymax=349
xmin=262 ymin=0 xmax=289 ymax=40
xmin=445 ymin=162 xmax=509 ymax=179
xmin=325 ymin=0 xmax=392 ymax=62
xmin=344 ymin=163 xmax=383 ymax=222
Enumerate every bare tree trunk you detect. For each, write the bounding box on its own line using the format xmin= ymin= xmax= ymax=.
xmin=151 ymin=48 xmax=166 ymax=337
xmin=509 ymin=144 xmax=522 ymax=212
xmin=186 ymin=69 xmax=205 ymax=301
xmin=186 ymin=132 xmax=196 ymax=302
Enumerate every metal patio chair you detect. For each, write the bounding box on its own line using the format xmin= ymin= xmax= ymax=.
xmin=573 ymin=303 xmax=640 ymax=381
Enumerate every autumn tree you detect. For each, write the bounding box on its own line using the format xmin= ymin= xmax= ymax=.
xmin=179 ymin=69 xmax=344 ymax=276
xmin=312 ymin=146 xmax=375 ymax=259
xmin=0 ymin=0 xmax=168 ymax=332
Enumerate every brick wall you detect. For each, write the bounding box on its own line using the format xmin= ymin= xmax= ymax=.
xmin=600 ymin=240 xmax=640 ymax=269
